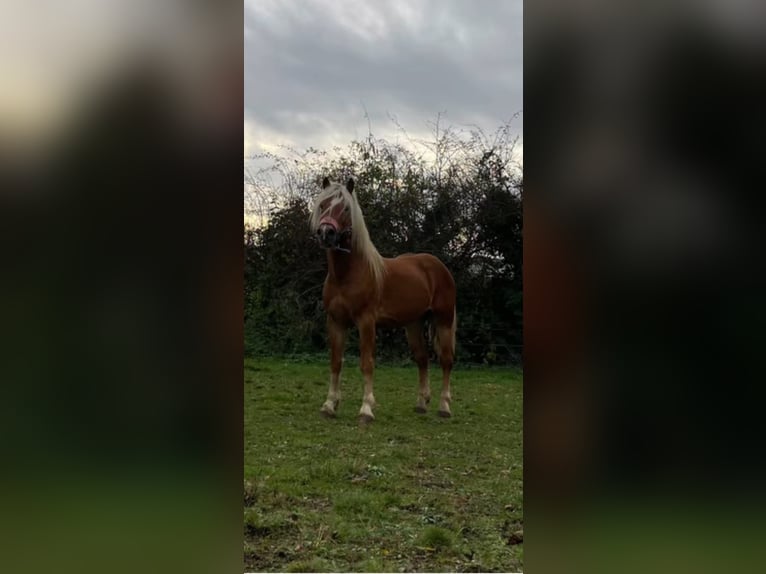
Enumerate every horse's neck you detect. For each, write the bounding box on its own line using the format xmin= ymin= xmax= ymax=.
xmin=326 ymin=249 xmax=367 ymax=284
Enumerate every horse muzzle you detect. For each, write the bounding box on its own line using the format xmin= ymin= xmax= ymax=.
xmin=317 ymin=223 xmax=340 ymax=248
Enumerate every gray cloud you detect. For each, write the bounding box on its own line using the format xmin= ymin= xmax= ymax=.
xmin=245 ymin=0 xmax=522 ymax=153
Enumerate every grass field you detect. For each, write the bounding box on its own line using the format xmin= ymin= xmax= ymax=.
xmin=244 ymin=357 xmax=523 ymax=572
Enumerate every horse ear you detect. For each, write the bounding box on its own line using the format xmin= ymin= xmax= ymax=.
xmin=322 ymin=177 xmax=331 ymax=189
xmin=346 ymin=178 xmax=355 ymax=194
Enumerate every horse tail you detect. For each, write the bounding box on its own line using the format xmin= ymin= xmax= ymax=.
xmin=451 ymin=311 xmax=457 ymax=356
xmin=430 ymin=318 xmax=438 ymax=358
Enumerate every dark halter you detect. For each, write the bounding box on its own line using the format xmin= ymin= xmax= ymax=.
xmin=315 ymin=227 xmax=353 ymax=253
xmin=333 ymin=228 xmax=353 ymax=253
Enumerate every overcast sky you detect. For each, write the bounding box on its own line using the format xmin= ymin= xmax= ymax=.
xmin=244 ymin=0 xmax=522 ymax=164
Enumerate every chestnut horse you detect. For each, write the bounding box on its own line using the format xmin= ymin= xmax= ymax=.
xmin=309 ymin=177 xmax=457 ymax=423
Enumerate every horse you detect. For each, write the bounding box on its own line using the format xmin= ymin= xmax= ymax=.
xmin=309 ymin=176 xmax=457 ymax=423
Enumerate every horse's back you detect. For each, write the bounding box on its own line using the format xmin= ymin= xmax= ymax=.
xmin=377 ymin=253 xmax=455 ymax=326
xmin=388 ymin=253 xmax=455 ymax=290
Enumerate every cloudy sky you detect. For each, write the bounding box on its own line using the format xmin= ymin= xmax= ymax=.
xmin=244 ymin=0 xmax=522 ymax=164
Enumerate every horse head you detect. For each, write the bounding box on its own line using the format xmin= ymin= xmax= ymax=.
xmin=312 ymin=177 xmax=355 ymax=252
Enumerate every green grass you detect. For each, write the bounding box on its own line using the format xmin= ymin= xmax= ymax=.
xmin=244 ymin=357 xmax=523 ymax=572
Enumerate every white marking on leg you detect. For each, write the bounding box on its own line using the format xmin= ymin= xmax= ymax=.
xmin=358 ymin=376 xmax=375 ymax=419
xmin=358 ymin=398 xmax=375 ymax=419
xmin=439 ymin=371 xmax=452 ymax=415
xmin=439 ymin=392 xmax=452 ymax=414
xmin=321 ymin=373 xmax=341 ymax=415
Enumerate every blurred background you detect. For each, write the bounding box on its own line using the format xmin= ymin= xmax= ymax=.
xmin=0 ymin=1 xmax=242 ymax=573
xmin=526 ymin=1 xmax=766 ymax=573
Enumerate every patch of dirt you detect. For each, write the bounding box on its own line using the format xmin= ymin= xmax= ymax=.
xmin=244 ymin=542 xmax=296 ymax=572
xmin=506 ymin=530 xmax=523 ymax=545
xmin=244 ymin=523 xmax=271 ymax=537
xmin=244 ymin=481 xmax=256 ymax=507
xmin=244 ymin=516 xmax=299 ymax=539
xmin=501 ymin=518 xmax=524 ymax=546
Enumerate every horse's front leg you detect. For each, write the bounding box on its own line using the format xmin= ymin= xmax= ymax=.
xmin=357 ymin=317 xmax=377 ymax=424
xmin=321 ymin=317 xmax=347 ymax=418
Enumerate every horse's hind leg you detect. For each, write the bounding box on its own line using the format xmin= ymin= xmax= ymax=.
xmin=435 ymin=313 xmax=456 ymax=418
xmin=321 ymin=317 xmax=347 ymax=418
xmin=405 ymin=322 xmax=430 ymax=413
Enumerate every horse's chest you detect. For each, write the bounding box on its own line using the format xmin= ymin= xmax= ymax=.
xmin=324 ymin=284 xmax=373 ymax=327
xmin=325 ymin=297 xmax=351 ymax=324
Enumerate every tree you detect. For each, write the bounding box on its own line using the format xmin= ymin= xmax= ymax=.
xmin=244 ymin=117 xmax=523 ymax=363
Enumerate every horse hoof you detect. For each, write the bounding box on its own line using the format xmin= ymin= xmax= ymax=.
xmin=320 ymin=408 xmax=336 ymax=419
xmin=438 ymin=410 xmax=452 ymax=418
xmin=414 ymin=406 xmax=427 ymax=414
xmin=358 ymin=414 xmax=375 ymax=425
